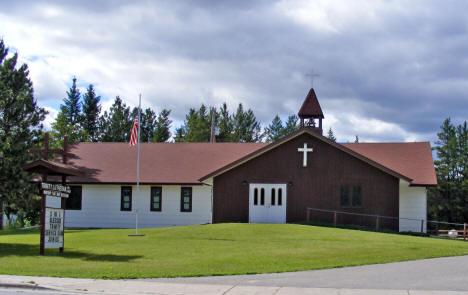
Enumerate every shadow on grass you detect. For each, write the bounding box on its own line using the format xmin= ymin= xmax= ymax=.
xmin=0 ymin=243 xmax=142 ymax=262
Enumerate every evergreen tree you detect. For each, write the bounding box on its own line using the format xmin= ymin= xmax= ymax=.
xmin=354 ymin=135 xmax=359 ymax=143
xmin=327 ymin=127 xmax=337 ymax=142
xmin=51 ymin=77 xmax=87 ymax=145
xmin=264 ymin=115 xmax=284 ymax=142
xmin=51 ymin=108 xmax=87 ymax=145
xmin=217 ymin=102 xmax=233 ymax=142
xmin=281 ymin=115 xmax=299 ymax=137
xmin=428 ymin=118 xmax=467 ymax=223
xmin=81 ymin=84 xmax=101 ymax=142
xmin=153 ymin=109 xmax=172 ymax=142
xmin=99 ymin=96 xmax=132 ymax=142
xmin=0 ymin=40 xmax=46 ymax=227
xmin=232 ymin=103 xmax=262 ymax=142
xmin=183 ymin=105 xmax=214 ymax=142
xmin=63 ymin=77 xmax=81 ymax=125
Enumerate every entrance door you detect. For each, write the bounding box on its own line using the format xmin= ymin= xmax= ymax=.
xmin=249 ymin=183 xmax=287 ymax=223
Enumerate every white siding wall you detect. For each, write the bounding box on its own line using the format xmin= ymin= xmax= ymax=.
xmin=65 ymin=185 xmax=212 ymax=228
xmin=399 ymin=180 xmax=427 ymax=232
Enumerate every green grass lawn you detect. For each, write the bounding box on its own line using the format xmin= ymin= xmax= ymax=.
xmin=1 ymin=223 xmax=468 ymax=279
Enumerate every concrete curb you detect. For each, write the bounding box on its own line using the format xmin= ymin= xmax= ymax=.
xmin=0 ymin=282 xmax=56 ymax=290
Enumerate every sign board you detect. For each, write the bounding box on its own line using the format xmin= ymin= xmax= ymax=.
xmin=44 ymin=208 xmax=64 ymax=248
xmin=41 ymin=182 xmax=70 ymax=198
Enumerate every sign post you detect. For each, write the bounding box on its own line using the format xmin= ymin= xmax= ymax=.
xmin=40 ymin=182 xmax=70 ymax=255
xmin=23 ymin=133 xmax=82 ymax=255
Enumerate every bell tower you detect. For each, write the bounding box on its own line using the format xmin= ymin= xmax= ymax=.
xmin=298 ymin=88 xmax=324 ymax=134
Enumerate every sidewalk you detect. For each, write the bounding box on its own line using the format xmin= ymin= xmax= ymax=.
xmin=2 ymin=275 xmax=468 ymax=295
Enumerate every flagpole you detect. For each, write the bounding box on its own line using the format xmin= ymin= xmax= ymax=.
xmin=136 ymin=94 xmax=141 ymax=235
xmin=137 ymin=94 xmax=141 ymax=189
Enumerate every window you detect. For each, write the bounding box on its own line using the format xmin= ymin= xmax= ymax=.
xmin=254 ymin=188 xmax=258 ymax=205
xmin=271 ymin=188 xmax=276 ymax=205
xmin=340 ymin=186 xmax=350 ymax=206
xmin=260 ymin=188 xmax=265 ymax=205
xmin=150 ymin=187 xmax=162 ymax=211
xmin=121 ymin=186 xmax=132 ymax=211
xmin=340 ymin=185 xmax=362 ymax=207
xmin=352 ymin=186 xmax=362 ymax=207
xmin=278 ymin=188 xmax=282 ymax=206
xmin=181 ymin=187 xmax=192 ymax=212
xmin=66 ymin=186 xmax=82 ymax=210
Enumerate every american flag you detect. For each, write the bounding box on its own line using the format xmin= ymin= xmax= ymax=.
xmin=129 ymin=117 xmax=139 ymax=146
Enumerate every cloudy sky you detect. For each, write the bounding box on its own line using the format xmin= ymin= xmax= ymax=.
xmin=1 ymin=0 xmax=467 ymax=142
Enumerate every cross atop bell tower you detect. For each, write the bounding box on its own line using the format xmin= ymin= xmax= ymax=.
xmin=298 ymin=88 xmax=324 ymax=134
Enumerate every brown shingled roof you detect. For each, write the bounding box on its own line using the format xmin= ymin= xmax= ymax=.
xmin=63 ymin=142 xmax=267 ymax=184
xmin=60 ymin=135 xmax=436 ymax=187
xmin=342 ymin=142 xmax=437 ymax=186
xmin=298 ymin=88 xmax=324 ymax=119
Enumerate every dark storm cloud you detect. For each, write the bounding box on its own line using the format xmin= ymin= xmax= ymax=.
xmin=1 ymin=0 xmax=467 ymax=141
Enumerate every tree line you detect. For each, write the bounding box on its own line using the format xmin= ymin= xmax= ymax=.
xmin=51 ymin=78 xmax=172 ymax=145
xmin=51 ymin=77 xmax=305 ymax=145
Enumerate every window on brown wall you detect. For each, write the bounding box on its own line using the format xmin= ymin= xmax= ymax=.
xmin=66 ymin=186 xmax=82 ymax=210
xmin=340 ymin=185 xmax=362 ymax=207
xmin=352 ymin=186 xmax=362 ymax=207
xmin=151 ymin=187 xmax=162 ymax=211
xmin=121 ymin=186 xmax=132 ymax=211
xmin=181 ymin=187 xmax=192 ymax=212
xmin=340 ymin=186 xmax=350 ymax=207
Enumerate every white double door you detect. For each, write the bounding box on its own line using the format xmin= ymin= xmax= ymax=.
xmin=249 ymin=183 xmax=287 ymax=223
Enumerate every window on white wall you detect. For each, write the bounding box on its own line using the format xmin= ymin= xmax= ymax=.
xmin=66 ymin=186 xmax=82 ymax=210
xmin=181 ymin=187 xmax=192 ymax=212
xmin=121 ymin=186 xmax=132 ymax=211
xmin=151 ymin=187 xmax=162 ymax=211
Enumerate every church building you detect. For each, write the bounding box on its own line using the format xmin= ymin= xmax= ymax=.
xmin=55 ymin=89 xmax=437 ymax=232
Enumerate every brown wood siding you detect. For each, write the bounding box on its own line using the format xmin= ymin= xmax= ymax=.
xmin=213 ymin=133 xmax=399 ymax=229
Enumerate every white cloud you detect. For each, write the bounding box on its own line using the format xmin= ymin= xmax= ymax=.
xmin=43 ymin=107 xmax=58 ymax=131
xmin=1 ymin=0 xmax=466 ymax=144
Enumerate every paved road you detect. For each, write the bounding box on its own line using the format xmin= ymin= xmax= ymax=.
xmin=147 ymin=255 xmax=468 ymax=291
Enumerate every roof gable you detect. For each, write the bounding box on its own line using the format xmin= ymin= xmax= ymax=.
xmin=200 ymin=128 xmax=422 ymax=184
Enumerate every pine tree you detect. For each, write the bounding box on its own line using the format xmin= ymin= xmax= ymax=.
xmin=51 ymin=108 xmax=87 ymax=145
xmin=264 ymin=115 xmax=283 ymax=142
xmin=428 ymin=119 xmax=459 ymax=222
xmin=63 ymin=77 xmax=81 ymax=125
xmin=99 ymin=96 xmax=132 ymax=142
xmin=153 ymin=109 xmax=172 ymax=142
xmin=354 ymin=135 xmax=359 ymax=143
xmin=52 ymin=77 xmax=87 ymax=145
xmin=281 ymin=115 xmax=299 ymax=137
xmin=0 ymin=40 xmax=46 ymax=227
xmin=232 ymin=104 xmax=262 ymax=142
xmin=327 ymin=127 xmax=337 ymax=142
xmin=81 ymin=84 xmax=101 ymax=142
xmin=217 ymin=103 xmax=233 ymax=142
xmin=183 ymin=105 xmax=214 ymax=142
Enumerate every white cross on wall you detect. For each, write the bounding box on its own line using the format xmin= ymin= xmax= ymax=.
xmin=298 ymin=143 xmax=313 ymax=167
